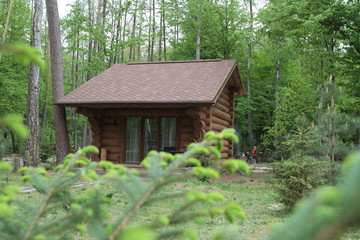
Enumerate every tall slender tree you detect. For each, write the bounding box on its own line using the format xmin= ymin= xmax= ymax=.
xmin=0 ymin=0 xmax=14 ymax=61
xmin=45 ymin=0 xmax=70 ymax=164
xmin=246 ymin=0 xmax=254 ymax=149
xmin=24 ymin=0 xmax=43 ymax=167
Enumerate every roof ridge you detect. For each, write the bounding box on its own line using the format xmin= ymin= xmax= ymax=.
xmin=126 ymin=59 xmax=223 ymax=65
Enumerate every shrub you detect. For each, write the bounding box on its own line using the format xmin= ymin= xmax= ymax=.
xmin=267 ymin=151 xmax=360 ymax=240
xmin=274 ymin=155 xmax=324 ymax=210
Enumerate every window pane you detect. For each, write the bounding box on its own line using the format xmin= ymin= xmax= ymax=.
xmin=160 ymin=117 xmax=176 ymax=151
xmin=126 ymin=117 xmax=141 ymax=163
xmin=144 ymin=118 xmax=157 ymax=156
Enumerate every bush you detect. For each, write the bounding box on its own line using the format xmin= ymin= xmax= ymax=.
xmin=274 ymin=155 xmax=324 ymax=210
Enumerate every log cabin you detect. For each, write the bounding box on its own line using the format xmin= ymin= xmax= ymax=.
xmin=56 ymin=59 xmax=244 ymax=164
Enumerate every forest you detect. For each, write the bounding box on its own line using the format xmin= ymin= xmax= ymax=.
xmin=0 ymin=0 xmax=359 ymax=164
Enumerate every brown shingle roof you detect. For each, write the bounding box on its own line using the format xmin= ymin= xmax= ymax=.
xmin=56 ymin=59 xmax=243 ymax=107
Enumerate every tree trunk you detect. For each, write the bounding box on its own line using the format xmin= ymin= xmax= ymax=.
xmin=24 ymin=0 xmax=43 ymax=167
xmin=147 ymin=0 xmax=153 ymax=61
xmin=0 ymin=0 xmax=14 ymax=61
xmin=274 ymin=60 xmax=280 ymax=147
xmin=129 ymin=0 xmax=138 ymax=61
xmin=150 ymin=0 xmax=155 ymax=61
xmin=233 ymin=116 xmax=240 ymax=157
xmin=357 ymin=111 xmax=360 ymax=146
xmin=158 ymin=8 xmax=162 ymax=61
xmin=82 ymin=124 xmax=88 ymax=148
xmin=121 ymin=3 xmax=128 ymax=62
xmin=247 ymin=0 xmax=254 ymax=149
xmin=195 ymin=17 xmax=201 ymax=60
xmin=10 ymin=131 xmax=18 ymax=153
xmin=41 ymin=40 xmax=51 ymax=130
xmin=162 ymin=0 xmax=166 ymax=61
xmin=45 ymin=0 xmax=70 ymax=164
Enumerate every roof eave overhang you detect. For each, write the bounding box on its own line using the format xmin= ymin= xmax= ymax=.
xmin=55 ymin=101 xmax=215 ymax=109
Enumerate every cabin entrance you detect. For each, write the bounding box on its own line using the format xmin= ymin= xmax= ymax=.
xmin=125 ymin=117 xmax=176 ymax=163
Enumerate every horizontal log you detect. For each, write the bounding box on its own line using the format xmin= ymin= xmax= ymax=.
xmin=217 ymin=96 xmax=230 ymax=107
xmin=222 ymin=86 xmax=230 ymax=94
xmin=186 ymin=109 xmax=207 ymax=121
xmin=220 ymin=91 xmax=230 ymax=101
xmin=101 ymin=132 xmax=121 ymax=139
xmin=102 ymin=124 xmax=120 ymax=132
xmin=212 ymin=123 xmax=226 ymax=132
xmin=179 ymin=116 xmax=193 ymax=123
xmin=221 ymin=152 xmax=229 ymax=159
xmin=101 ymin=139 xmax=122 ymax=146
xmin=214 ymin=102 xmax=230 ymax=113
xmin=181 ymin=126 xmax=194 ymax=134
xmin=215 ymin=139 xmax=229 ymax=147
xmin=101 ymin=146 xmax=121 ymax=154
xmin=106 ymin=153 xmax=121 ymax=161
xmin=180 ymin=134 xmax=195 ymax=143
xmin=212 ymin=116 xmax=230 ymax=127
xmin=220 ymin=146 xmax=229 ymax=153
xmin=212 ymin=107 xmax=231 ymax=122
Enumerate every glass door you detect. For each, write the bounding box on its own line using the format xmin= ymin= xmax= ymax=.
xmin=125 ymin=117 xmax=141 ymax=163
xmin=144 ymin=118 xmax=157 ymax=157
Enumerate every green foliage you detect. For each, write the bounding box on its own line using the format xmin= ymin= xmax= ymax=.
xmin=274 ymin=156 xmax=324 ymax=210
xmin=0 ymin=129 xmax=249 ymax=240
xmin=0 ymin=43 xmax=45 ymax=70
xmin=0 ymin=114 xmax=29 ymax=140
xmin=267 ymin=151 xmax=360 ymax=240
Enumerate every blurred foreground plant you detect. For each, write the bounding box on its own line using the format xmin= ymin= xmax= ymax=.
xmin=0 ymin=129 xmax=250 ymax=240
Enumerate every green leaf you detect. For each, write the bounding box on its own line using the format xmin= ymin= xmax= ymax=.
xmin=0 ymin=162 xmax=13 ymax=172
xmin=187 ymin=158 xmax=201 ymax=167
xmin=224 ymin=203 xmax=246 ymax=222
xmin=0 ymin=43 xmax=46 ymax=69
xmin=0 ymin=202 xmax=12 ymax=217
xmin=183 ymin=229 xmax=199 ymax=240
xmin=82 ymin=145 xmax=99 ymax=154
xmin=209 ymin=146 xmax=221 ymax=160
xmin=116 ymin=227 xmax=156 ymax=240
xmin=223 ymin=159 xmax=250 ymax=175
xmin=192 ymin=167 xmax=219 ymax=179
xmin=1 ymin=114 xmax=28 ymax=139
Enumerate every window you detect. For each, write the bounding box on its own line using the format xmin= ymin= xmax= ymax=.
xmin=160 ymin=117 xmax=176 ymax=151
xmin=125 ymin=117 xmax=177 ymax=163
xmin=144 ymin=118 xmax=157 ymax=157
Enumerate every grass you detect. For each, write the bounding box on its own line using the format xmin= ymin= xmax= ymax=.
xmin=3 ymin=169 xmax=360 ymax=239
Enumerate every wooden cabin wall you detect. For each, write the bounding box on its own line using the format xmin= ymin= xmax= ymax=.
xmin=211 ymin=85 xmax=234 ymax=159
xmin=99 ymin=118 xmax=125 ymax=163
xmin=184 ymin=85 xmax=236 ymax=160
xmin=178 ymin=116 xmax=195 ymax=151
xmin=86 ymin=116 xmax=125 ymax=163
xmin=87 ymin=117 xmax=101 ymax=162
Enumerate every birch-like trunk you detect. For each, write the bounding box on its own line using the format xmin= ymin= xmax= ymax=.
xmin=0 ymin=0 xmax=14 ymax=61
xmin=24 ymin=0 xmax=43 ymax=167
